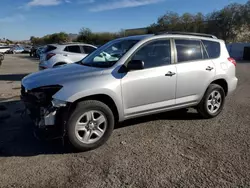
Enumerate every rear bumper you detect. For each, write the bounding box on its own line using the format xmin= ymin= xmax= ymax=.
xmin=39 ymin=59 xmax=54 ymax=70
xmin=39 ymin=60 xmax=49 ymax=70
xmin=228 ymin=77 xmax=238 ymax=95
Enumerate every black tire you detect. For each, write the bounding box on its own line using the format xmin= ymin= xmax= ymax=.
xmin=67 ymin=100 xmax=114 ymax=151
xmin=197 ymin=84 xmax=225 ymax=119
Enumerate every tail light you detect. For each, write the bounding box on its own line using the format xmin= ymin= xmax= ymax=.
xmin=46 ymin=53 xmax=56 ymax=61
xmin=228 ymin=57 xmax=236 ymax=66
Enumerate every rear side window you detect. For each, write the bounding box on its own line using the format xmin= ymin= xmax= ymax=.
xmin=202 ymin=40 xmax=220 ymax=59
xmin=83 ymin=46 xmax=96 ymax=54
xmin=64 ymin=45 xmax=81 ymax=53
xmin=44 ymin=45 xmax=57 ymax=53
xmin=175 ymin=39 xmax=203 ymax=62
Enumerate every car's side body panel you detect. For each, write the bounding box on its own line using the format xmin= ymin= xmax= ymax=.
xmin=174 ymin=60 xmax=216 ymax=105
xmin=121 ymin=64 xmax=177 ymax=117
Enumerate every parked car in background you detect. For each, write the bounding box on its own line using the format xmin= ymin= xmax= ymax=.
xmin=23 ymin=46 xmax=32 ymax=53
xmin=21 ymin=32 xmax=238 ymax=151
xmin=39 ymin=43 xmax=97 ymax=70
xmin=0 ymin=46 xmax=11 ymax=53
xmin=8 ymin=46 xmax=24 ymax=54
xmin=36 ymin=46 xmax=46 ymax=59
xmin=0 ymin=53 xmax=4 ymax=66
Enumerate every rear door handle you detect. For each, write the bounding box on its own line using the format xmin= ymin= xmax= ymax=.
xmin=165 ymin=71 xmax=176 ymax=77
xmin=206 ymin=66 xmax=214 ymax=71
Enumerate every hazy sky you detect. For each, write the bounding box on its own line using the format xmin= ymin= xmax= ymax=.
xmin=0 ymin=0 xmax=248 ymax=40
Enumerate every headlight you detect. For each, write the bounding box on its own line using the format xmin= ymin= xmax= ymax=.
xmin=32 ymin=85 xmax=62 ymax=96
xmin=52 ymin=99 xmax=67 ymax=108
xmin=30 ymin=85 xmax=63 ymax=105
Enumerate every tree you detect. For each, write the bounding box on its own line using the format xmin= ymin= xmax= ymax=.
xmin=76 ymin=28 xmax=119 ymax=45
xmin=77 ymin=28 xmax=93 ymax=43
xmin=207 ymin=3 xmax=245 ymax=41
xmin=147 ymin=1 xmax=250 ymax=42
xmin=29 ymin=32 xmax=69 ymax=45
xmin=157 ymin=12 xmax=181 ymax=32
xmin=193 ymin=13 xmax=206 ymax=33
xmin=5 ymin=39 xmax=13 ymax=45
xmin=180 ymin=13 xmax=194 ymax=31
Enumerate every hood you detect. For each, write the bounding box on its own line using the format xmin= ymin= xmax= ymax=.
xmin=22 ymin=63 xmax=103 ymax=90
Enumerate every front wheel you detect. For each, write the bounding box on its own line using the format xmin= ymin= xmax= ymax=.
xmin=197 ymin=84 xmax=225 ymax=119
xmin=67 ymin=100 xmax=114 ymax=151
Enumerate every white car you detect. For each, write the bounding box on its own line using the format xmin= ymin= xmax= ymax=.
xmin=0 ymin=46 xmax=10 ymax=53
xmin=39 ymin=43 xmax=97 ymax=70
xmin=11 ymin=47 xmax=24 ymax=54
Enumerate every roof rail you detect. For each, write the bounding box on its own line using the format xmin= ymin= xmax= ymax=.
xmin=156 ymin=31 xmax=217 ymax=39
xmin=57 ymin=42 xmax=82 ymax=45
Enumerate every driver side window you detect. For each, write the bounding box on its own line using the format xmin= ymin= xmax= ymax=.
xmin=131 ymin=40 xmax=171 ymax=69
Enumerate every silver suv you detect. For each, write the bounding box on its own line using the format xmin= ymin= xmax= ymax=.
xmin=21 ymin=32 xmax=238 ymax=151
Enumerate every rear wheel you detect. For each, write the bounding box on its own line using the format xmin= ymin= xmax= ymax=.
xmin=67 ymin=100 xmax=114 ymax=151
xmin=197 ymin=84 xmax=225 ymax=119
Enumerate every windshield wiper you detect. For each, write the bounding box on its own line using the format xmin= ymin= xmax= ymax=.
xmin=87 ymin=62 xmax=116 ymax=68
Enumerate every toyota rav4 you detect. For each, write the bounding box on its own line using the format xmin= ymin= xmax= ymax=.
xmin=21 ymin=32 xmax=238 ymax=151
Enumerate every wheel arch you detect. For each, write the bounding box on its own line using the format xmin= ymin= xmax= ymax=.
xmin=197 ymin=78 xmax=228 ymax=105
xmin=53 ymin=62 xmax=67 ymax=67
xmin=210 ymin=78 xmax=228 ymax=96
xmin=69 ymin=94 xmax=120 ymax=123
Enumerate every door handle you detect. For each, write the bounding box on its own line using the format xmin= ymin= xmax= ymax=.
xmin=165 ymin=71 xmax=176 ymax=77
xmin=206 ymin=66 xmax=214 ymax=71
xmin=63 ymin=54 xmax=68 ymax=56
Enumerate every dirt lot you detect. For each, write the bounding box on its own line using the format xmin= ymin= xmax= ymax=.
xmin=0 ymin=54 xmax=250 ymax=188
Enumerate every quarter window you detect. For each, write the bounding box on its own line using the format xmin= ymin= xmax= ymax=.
xmin=175 ymin=39 xmax=203 ymax=62
xmin=131 ymin=40 xmax=171 ymax=69
xmin=44 ymin=45 xmax=57 ymax=53
xmin=202 ymin=40 xmax=220 ymax=59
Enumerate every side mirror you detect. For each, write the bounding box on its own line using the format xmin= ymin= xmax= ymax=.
xmin=127 ymin=60 xmax=144 ymax=71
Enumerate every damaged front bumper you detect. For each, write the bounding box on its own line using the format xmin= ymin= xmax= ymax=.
xmin=21 ymin=85 xmax=70 ymax=138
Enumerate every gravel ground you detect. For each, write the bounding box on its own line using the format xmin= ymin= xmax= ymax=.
xmin=0 ymin=54 xmax=250 ymax=188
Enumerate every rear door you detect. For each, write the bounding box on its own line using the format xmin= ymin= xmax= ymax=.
xmin=174 ymin=39 xmax=216 ymax=105
xmin=64 ymin=45 xmax=85 ymax=62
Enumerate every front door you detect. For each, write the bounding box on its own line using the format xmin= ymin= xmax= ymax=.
xmin=121 ymin=39 xmax=177 ymax=117
xmin=65 ymin=45 xmax=85 ymax=62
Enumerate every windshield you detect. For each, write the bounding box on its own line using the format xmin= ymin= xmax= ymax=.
xmin=81 ymin=39 xmax=139 ymax=68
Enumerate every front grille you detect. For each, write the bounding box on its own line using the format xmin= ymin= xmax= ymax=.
xmin=21 ymin=86 xmax=41 ymax=121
